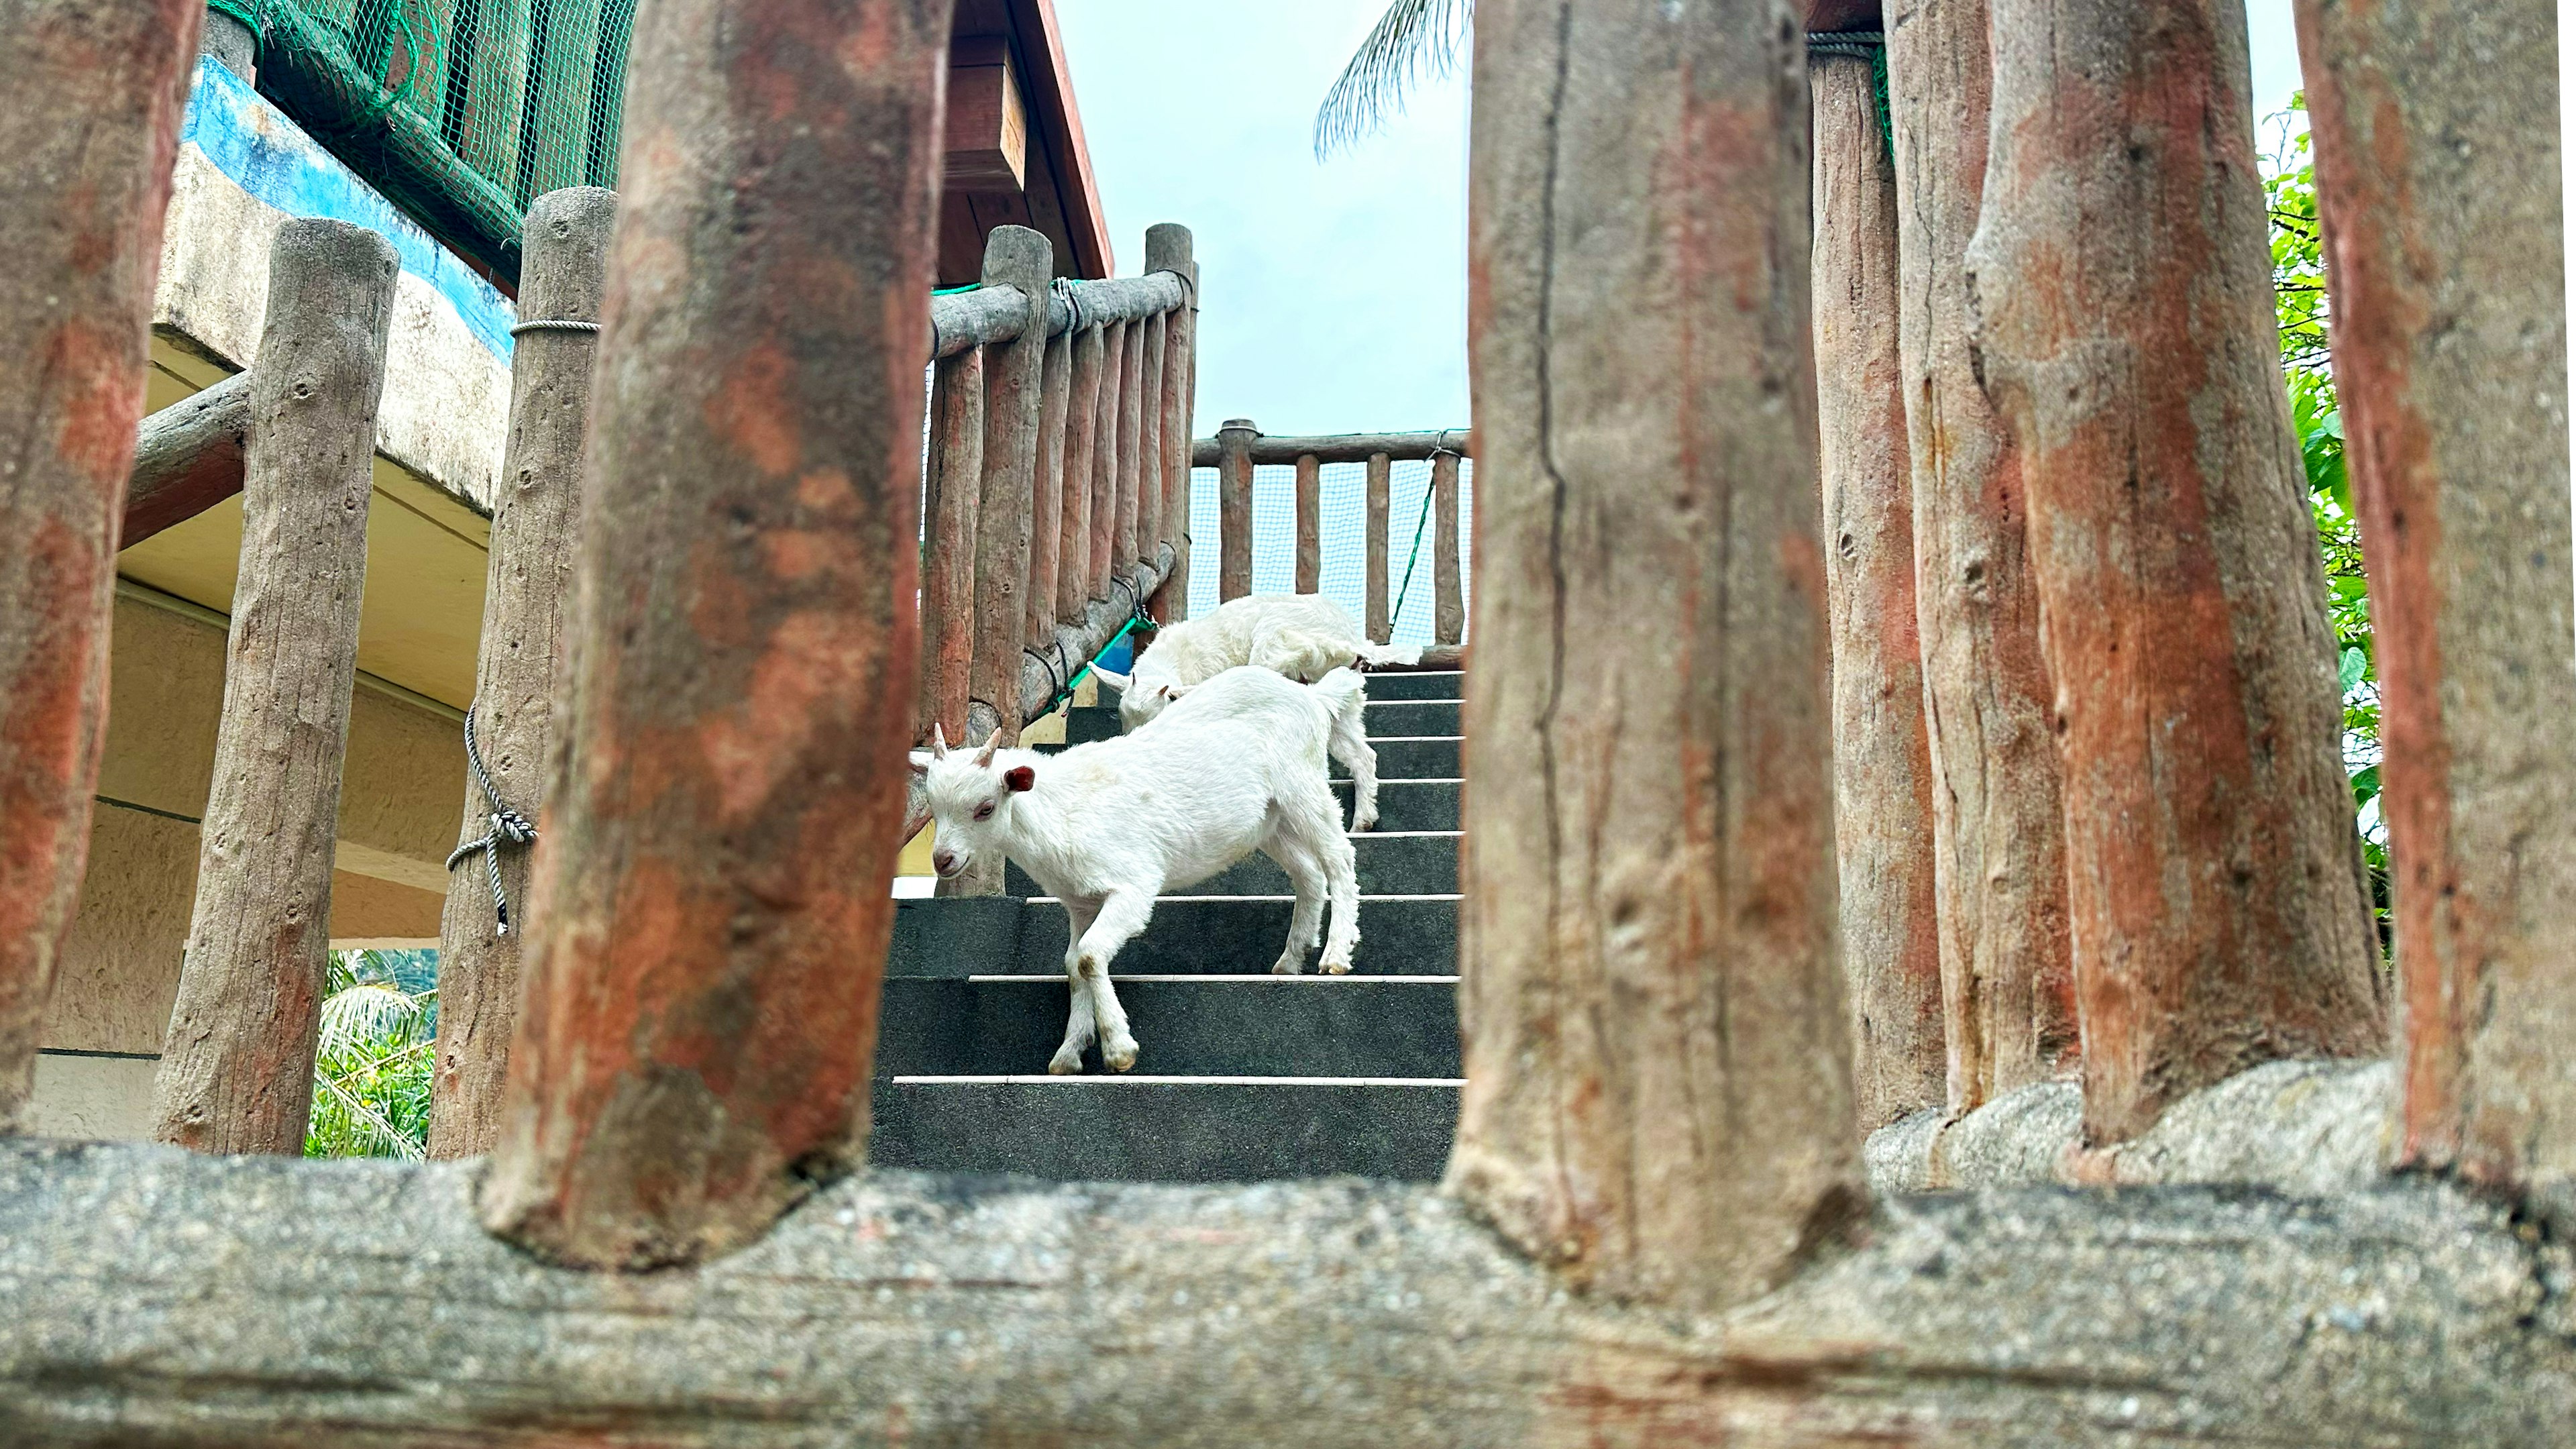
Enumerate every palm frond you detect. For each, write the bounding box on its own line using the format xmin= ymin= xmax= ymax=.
xmin=1314 ymin=0 xmax=1472 ymax=161
xmin=311 ymin=1071 xmax=426 ymax=1161
xmin=317 ymin=981 xmax=434 ymax=1056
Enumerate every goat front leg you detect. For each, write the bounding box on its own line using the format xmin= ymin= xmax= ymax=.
xmin=1074 ymin=889 xmax=1154 ymax=1071
xmin=1049 ymin=898 xmax=1101 ymax=1075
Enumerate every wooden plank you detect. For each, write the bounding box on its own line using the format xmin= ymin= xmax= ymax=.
xmin=1057 ymin=325 xmax=1105 ymax=619
xmin=1025 ymin=328 xmax=1071 ymax=644
xmin=1087 ymin=320 xmax=1124 ymax=600
xmin=943 ymin=35 xmax=1027 ymax=193
xmin=476 ymin=0 xmax=947 ymax=1269
xmin=1295 ymin=453 xmax=1322 ymax=593
xmin=918 ymin=348 xmax=983 ymax=745
xmin=1217 ymin=419 xmax=1257 ymax=602
xmin=1978 ymin=0 xmax=2386 ymax=1145
xmin=150 ymin=220 xmax=400 ymax=1155
xmin=1886 ymin=0 xmax=2078 ymax=1116
xmin=2298 ymin=0 xmax=2576 ymax=1218
xmin=1430 ymin=450 xmax=1464 ymax=647
xmin=428 ymin=188 xmax=615 ymax=1160
xmin=121 ymin=369 xmax=251 ymax=549
xmin=447 ymin=0 xmax=531 ymax=199
xmin=1363 ymin=452 xmax=1390 ymax=639
xmin=1814 ymin=54 xmax=1943 ymax=1130
xmin=1457 ymin=0 xmax=1854 ymax=1312
xmin=1146 ymin=225 xmax=1197 ymax=623
xmin=0 ymin=0 xmax=205 ymax=1132
xmin=1114 ymin=315 xmax=1146 ymax=570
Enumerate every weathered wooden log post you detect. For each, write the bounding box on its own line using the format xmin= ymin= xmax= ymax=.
xmin=1815 ymin=45 xmax=1943 ymax=1129
xmin=478 ymin=0 xmax=945 ymax=1269
xmin=1294 ymin=453 xmax=1323 ymax=593
xmin=966 ymin=225 xmax=1050 ymax=750
xmin=2297 ymin=0 xmax=2576 ymax=1222
xmin=1026 ymin=328 xmax=1071 ymax=654
xmin=1087 ymin=321 xmax=1124 ymax=600
xmin=1458 ymin=0 xmax=1856 ymax=1311
xmin=1217 ymin=417 xmax=1256 ymax=602
xmin=1430 ymin=447 xmax=1464 ymax=647
xmin=1146 ymin=223 xmax=1195 ymax=623
xmin=151 ymin=219 xmax=400 ymax=1155
xmin=1058 ymin=324 xmax=1106 ymax=621
xmin=1974 ymin=0 xmax=2385 ymax=1144
xmin=1114 ymin=315 xmax=1147 ymax=573
xmin=428 ymin=186 xmax=615 ymax=1159
xmin=917 ymin=347 xmax=982 ymax=741
xmin=0 ymin=0 xmax=203 ymax=1133
xmin=1135 ymin=311 xmax=1167 ymax=571
xmin=123 ymin=368 xmax=252 ymax=549
xmin=1364 ymin=451 xmax=1391 ymax=641
xmin=1885 ymin=0 xmax=2078 ymax=1114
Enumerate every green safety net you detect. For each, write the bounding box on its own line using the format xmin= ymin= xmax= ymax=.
xmin=210 ymin=0 xmax=637 ymax=283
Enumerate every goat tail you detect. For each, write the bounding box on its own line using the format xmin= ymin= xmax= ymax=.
xmin=1352 ymin=640 xmax=1423 ymax=669
xmin=1311 ymin=665 xmax=1369 ymax=721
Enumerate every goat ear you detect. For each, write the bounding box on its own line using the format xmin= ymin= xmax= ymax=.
xmin=973 ymin=727 xmax=1005 ymax=767
xmin=1090 ymin=667 xmax=1130 ymax=692
xmin=930 ymin=723 xmax=949 ymax=759
xmin=1004 ymin=765 xmax=1036 ymax=794
xmin=1157 ymin=684 xmax=1179 ymax=701
xmin=908 ymin=752 xmax=930 ymax=777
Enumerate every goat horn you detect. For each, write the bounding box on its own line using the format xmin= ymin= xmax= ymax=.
xmin=973 ymin=727 xmax=1005 ymax=767
xmin=930 ymin=723 xmax=949 ymax=759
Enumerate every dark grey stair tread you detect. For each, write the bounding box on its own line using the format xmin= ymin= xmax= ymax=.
xmin=870 ymin=1078 xmax=1458 ymax=1182
xmin=873 ymin=976 xmax=1462 ymax=1078
xmin=1360 ymin=700 xmax=1458 ymax=736
xmin=1004 ymin=830 xmax=1457 ymax=899
xmin=1337 ymin=737 xmax=1458 ymax=781
xmin=1334 ymin=778 xmax=1457 ymax=832
xmin=890 ymin=894 xmax=1459 ymax=978
xmin=1363 ymin=671 xmax=1464 ymax=701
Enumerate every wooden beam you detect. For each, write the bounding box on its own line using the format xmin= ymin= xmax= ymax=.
xmin=1217 ymin=418 xmax=1256 ymax=602
xmin=1815 ymin=52 xmax=1943 ymax=1130
xmin=121 ymin=368 xmax=250 ymax=549
xmin=1976 ymin=0 xmax=2386 ymax=1145
xmin=1458 ymin=0 xmax=1855 ymax=1313
xmin=429 ymin=187 xmax=616 ymax=1160
xmin=0 ymin=0 xmax=204 ymax=1132
xmin=1193 ymin=429 xmax=1472 ymax=467
xmin=1056 ymin=325 xmax=1105 ymax=621
xmin=1294 ymin=453 xmax=1322 ymax=593
xmin=476 ymin=0 xmax=947 ymax=1270
xmin=1430 ymin=449 xmax=1464 ymax=647
xmin=2297 ymin=0 xmax=2576 ymax=1221
xmin=943 ymin=35 xmax=1028 ymax=194
xmin=1363 ymin=451 xmax=1390 ymax=640
xmin=918 ymin=347 xmax=983 ymax=745
xmin=150 ymin=219 xmax=400 ymax=1155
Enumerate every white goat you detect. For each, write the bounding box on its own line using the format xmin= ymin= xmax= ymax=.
xmin=914 ymin=665 xmax=1366 ymax=1075
xmin=1090 ymin=593 xmax=1411 ymax=830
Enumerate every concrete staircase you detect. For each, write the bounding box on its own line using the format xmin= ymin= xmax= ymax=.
xmin=871 ymin=670 xmax=1464 ymax=1182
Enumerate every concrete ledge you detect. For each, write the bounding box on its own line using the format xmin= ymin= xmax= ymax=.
xmin=1866 ymin=1059 xmax=2394 ymax=1194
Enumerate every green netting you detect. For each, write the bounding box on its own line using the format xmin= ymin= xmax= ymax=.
xmin=212 ymin=0 xmax=636 ymax=282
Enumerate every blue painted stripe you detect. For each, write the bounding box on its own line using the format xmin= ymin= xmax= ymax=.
xmin=179 ymin=57 xmax=519 ymax=361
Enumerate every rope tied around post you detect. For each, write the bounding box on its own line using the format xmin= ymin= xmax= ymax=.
xmin=508 ymin=318 xmax=603 ymax=337
xmin=445 ymin=706 xmax=537 ymax=935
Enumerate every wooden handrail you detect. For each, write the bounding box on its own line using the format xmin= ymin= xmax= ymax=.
xmin=1189 ymin=427 xmax=1472 ymax=467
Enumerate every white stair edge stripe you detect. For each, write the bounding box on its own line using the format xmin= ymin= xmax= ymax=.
xmin=890 ymin=1075 xmax=1467 ymax=1087
xmin=1362 ymin=735 xmax=1463 ymax=743
xmin=960 ymin=973 xmax=1460 ymax=985
xmin=1031 ymin=894 xmax=1464 ymax=904
xmin=1342 ymin=830 xmax=1460 ymax=839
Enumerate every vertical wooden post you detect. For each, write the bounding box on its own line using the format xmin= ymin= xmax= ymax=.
xmin=917 ymin=347 xmax=982 ymax=742
xmin=1026 ymin=328 xmax=1071 ymax=648
xmin=429 ymin=186 xmax=616 ymax=1160
xmin=480 ymin=0 xmax=947 ymax=1270
xmin=1150 ymin=225 xmax=1198 ymax=624
xmin=1057 ymin=325 xmax=1105 ymax=620
xmin=1135 ymin=311 xmax=1167 ymax=568
xmin=1431 ymin=449 xmax=1464 ymax=647
xmin=967 ymin=226 xmax=1051 ymax=747
xmin=1456 ymin=0 xmax=1854 ymax=1313
xmin=2298 ymin=0 xmax=2576 ymax=1219
xmin=1815 ymin=51 xmax=1944 ymax=1129
xmin=150 ymin=219 xmax=400 ymax=1155
xmin=1886 ymin=0 xmax=2078 ymax=1114
xmin=0 ymin=0 xmax=203 ymax=1133
xmin=1087 ymin=321 xmax=1124 ymax=601
xmin=1975 ymin=0 xmax=2385 ymax=1145
xmin=1294 ymin=454 xmax=1323 ymax=594
xmin=1114 ymin=316 xmax=1147 ymax=572
xmin=1217 ymin=418 xmax=1257 ymax=602
xmin=1364 ymin=452 xmax=1391 ymax=641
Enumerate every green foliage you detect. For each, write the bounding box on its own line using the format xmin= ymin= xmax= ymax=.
xmin=2264 ymin=99 xmax=2389 ymax=916
xmin=304 ymin=949 xmax=436 ymax=1160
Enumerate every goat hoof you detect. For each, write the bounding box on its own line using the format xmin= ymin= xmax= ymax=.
xmin=1271 ymin=957 xmax=1304 ymax=976
xmin=1104 ymin=1040 xmax=1139 ymax=1072
xmin=1047 ymin=1053 xmax=1083 ymax=1076
xmin=1321 ymin=958 xmax=1352 ymax=976
xmin=1353 ymin=813 xmax=1378 ymax=833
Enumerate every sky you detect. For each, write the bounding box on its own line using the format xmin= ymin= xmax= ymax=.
xmin=1056 ymin=1 xmax=2314 ymax=443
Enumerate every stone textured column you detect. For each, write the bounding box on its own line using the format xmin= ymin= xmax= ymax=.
xmin=1972 ymin=0 xmax=2385 ymax=1145
xmin=479 ymin=0 xmax=951 ymax=1269
xmin=2297 ymin=0 xmax=2576 ymax=1221
xmin=1456 ymin=0 xmax=1857 ymax=1313
xmin=1814 ymin=50 xmax=1945 ymax=1130
xmin=0 ymin=0 xmax=203 ymax=1132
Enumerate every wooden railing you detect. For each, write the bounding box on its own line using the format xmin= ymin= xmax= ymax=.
xmin=1190 ymin=423 xmax=1472 ymax=648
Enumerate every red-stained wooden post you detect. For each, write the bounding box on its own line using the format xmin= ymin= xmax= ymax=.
xmin=1886 ymin=0 xmax=2078 ymax=1113
xmin=917 ymin=347 xmax=982 ymax=743
xmin=1363 ymin=452 xmax=1391 ymax=637
xmin=1457 ymin=0 xmax=1856 ymax=1313
xmin=479 ymin=0 xmax=949 ymax=1269
xmin=1815 ymin=47 xmax=1943 ymax=1130
xmin=1294 ymin=453 xmax=1323 ymax=594
xmin=2297 ymin=0 xmax=2576 ymax=1220
xmin=1146 ymin=225 xmax=1195 ymax=625
xmin=0 ymin=0 xmax=203 ymax=1132
xmin=966 ymin=225 xmax=1050 ymax=749
xmin=1026 ymin=328 xmax=1071 ymax=649
xmin=1217 ymin=418 xmax=1257 ymax=602
xmin=1975 ymin=0 xmax=2385 ymax=1145
xmin=1087 ymin=321 xmax=1124 ymax=601
xmin=1058 ymin=325 xmax=1106 ymax=620
xmin=1114 ymin=317 xmax=1146 ymax=572
xmin=1135 ymin=310 xmax=1166 ymax=568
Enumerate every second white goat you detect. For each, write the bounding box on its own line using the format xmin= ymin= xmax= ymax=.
xmin=915 ymin=665 xmax=1366 ymax=1075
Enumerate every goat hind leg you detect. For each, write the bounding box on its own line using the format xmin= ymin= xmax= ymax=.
xmin=1329 ymin=698 xmax=1380 ymax=831
xmin=1074 ymin=890 xmax=1154 ymax=1071
xmin=1265 ymin=838 xmax=1328 ymax=975
xmin=1284 ymin=788 xmax=1362 ymax=975
xmin=1049 ymin=900 xmax=1102 ymax=1075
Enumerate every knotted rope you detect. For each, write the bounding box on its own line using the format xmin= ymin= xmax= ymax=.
xmin=445 ymin=706 xmax=537 ymax=935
